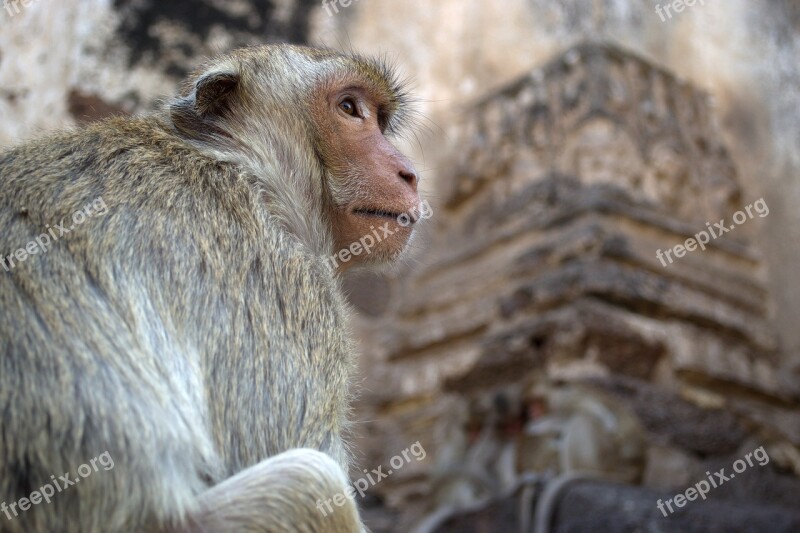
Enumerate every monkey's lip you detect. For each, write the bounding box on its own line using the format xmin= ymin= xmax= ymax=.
xmin=351 ymin=207 xmax=417 ymax=223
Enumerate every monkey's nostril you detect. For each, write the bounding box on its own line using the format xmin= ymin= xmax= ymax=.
xmin=399 ymin=170 xmax=417 ymax=190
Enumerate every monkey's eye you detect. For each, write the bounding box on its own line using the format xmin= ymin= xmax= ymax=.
xmin=338 ymin=97 xmax=360 ymax=118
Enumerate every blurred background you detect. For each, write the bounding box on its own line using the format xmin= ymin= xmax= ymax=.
xmin=2 ymin=1 xmax=800 ymax=531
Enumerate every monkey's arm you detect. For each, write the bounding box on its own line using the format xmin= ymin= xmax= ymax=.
xmin=183 ymin=449 xmax=361 ymax=533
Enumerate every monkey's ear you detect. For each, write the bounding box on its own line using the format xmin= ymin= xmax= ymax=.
xmin=194 ymin=70 xmax=240 ymax=116
xmin=171 ymin=69 xmax=240 ymax=142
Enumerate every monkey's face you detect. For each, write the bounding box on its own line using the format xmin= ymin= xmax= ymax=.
xmin=315 ymin=82 xmax=421 ymax=270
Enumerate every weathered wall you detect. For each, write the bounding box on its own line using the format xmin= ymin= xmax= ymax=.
xmin=348 ymin=41 xmax=800 ymax=531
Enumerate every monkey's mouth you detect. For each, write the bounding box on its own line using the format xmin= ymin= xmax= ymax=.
xmin=352 ymin=208 xmax=413 ymax=222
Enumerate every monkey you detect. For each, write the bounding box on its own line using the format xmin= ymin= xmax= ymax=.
xmin=0 ymin=44 xmax=421 ymax=532
xmin=413 ymin=392 xmax=526 ymax=533
xmin=516 ymin=380 xmax=647 ymax=533
xmin=519 ymin=380 xmax=645 ymax=482
xmin=411 ymin=401 xmax=496 ymax=533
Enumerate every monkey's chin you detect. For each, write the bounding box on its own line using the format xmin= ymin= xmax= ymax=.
xmin=332 ymin=220 xmax=414 ymax=271
xmin=373 ymin=233 xmax=413 ymax=262
xmin=348 ymin=244 xmax=411 ymax=274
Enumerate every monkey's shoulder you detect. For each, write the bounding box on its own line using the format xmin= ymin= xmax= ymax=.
xmin=0 ymin=117 xmax=249 ymax=230
xmin=0 ymin=115 xmax=232 ymax=187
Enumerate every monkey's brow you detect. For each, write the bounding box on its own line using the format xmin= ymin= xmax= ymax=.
xmin=337 ymin=84 xmax=383 ymax=102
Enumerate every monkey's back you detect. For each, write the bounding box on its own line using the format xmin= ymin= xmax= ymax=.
xmin=0 ymin=118 xmax=354 ymax=532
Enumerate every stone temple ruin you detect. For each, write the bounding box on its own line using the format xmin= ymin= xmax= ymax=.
xmin=352 ymin=43 xmax=800 ymax=532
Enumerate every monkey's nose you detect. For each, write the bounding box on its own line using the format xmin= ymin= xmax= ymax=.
xmin=399 ymin=169 xmax=418 ymax=192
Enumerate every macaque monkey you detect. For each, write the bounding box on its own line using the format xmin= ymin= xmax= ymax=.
xmin=413 ymin=393 xmax=521 ymax=533
xmin=519 ymin=381 xmax=647 ymax=533
xmin=0 ymin=44 xmax=421 ymax=532
xmin=520 ymin=381 xmax=645 ymax=482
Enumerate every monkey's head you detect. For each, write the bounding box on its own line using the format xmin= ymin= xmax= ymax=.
xmin=171 ymin=45 xmax=424 ymax=272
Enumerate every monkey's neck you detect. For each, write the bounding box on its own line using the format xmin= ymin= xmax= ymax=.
xmin=225 ymin=144 xmax=333 ymax=261
xmin=163 ymin=113 xmax=334 ymax=262
xmin=254 ymin=163 xmax=333 ymax=258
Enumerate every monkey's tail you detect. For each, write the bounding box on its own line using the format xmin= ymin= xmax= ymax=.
xmin=530 ymin=473 xmax=594 ymax=533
